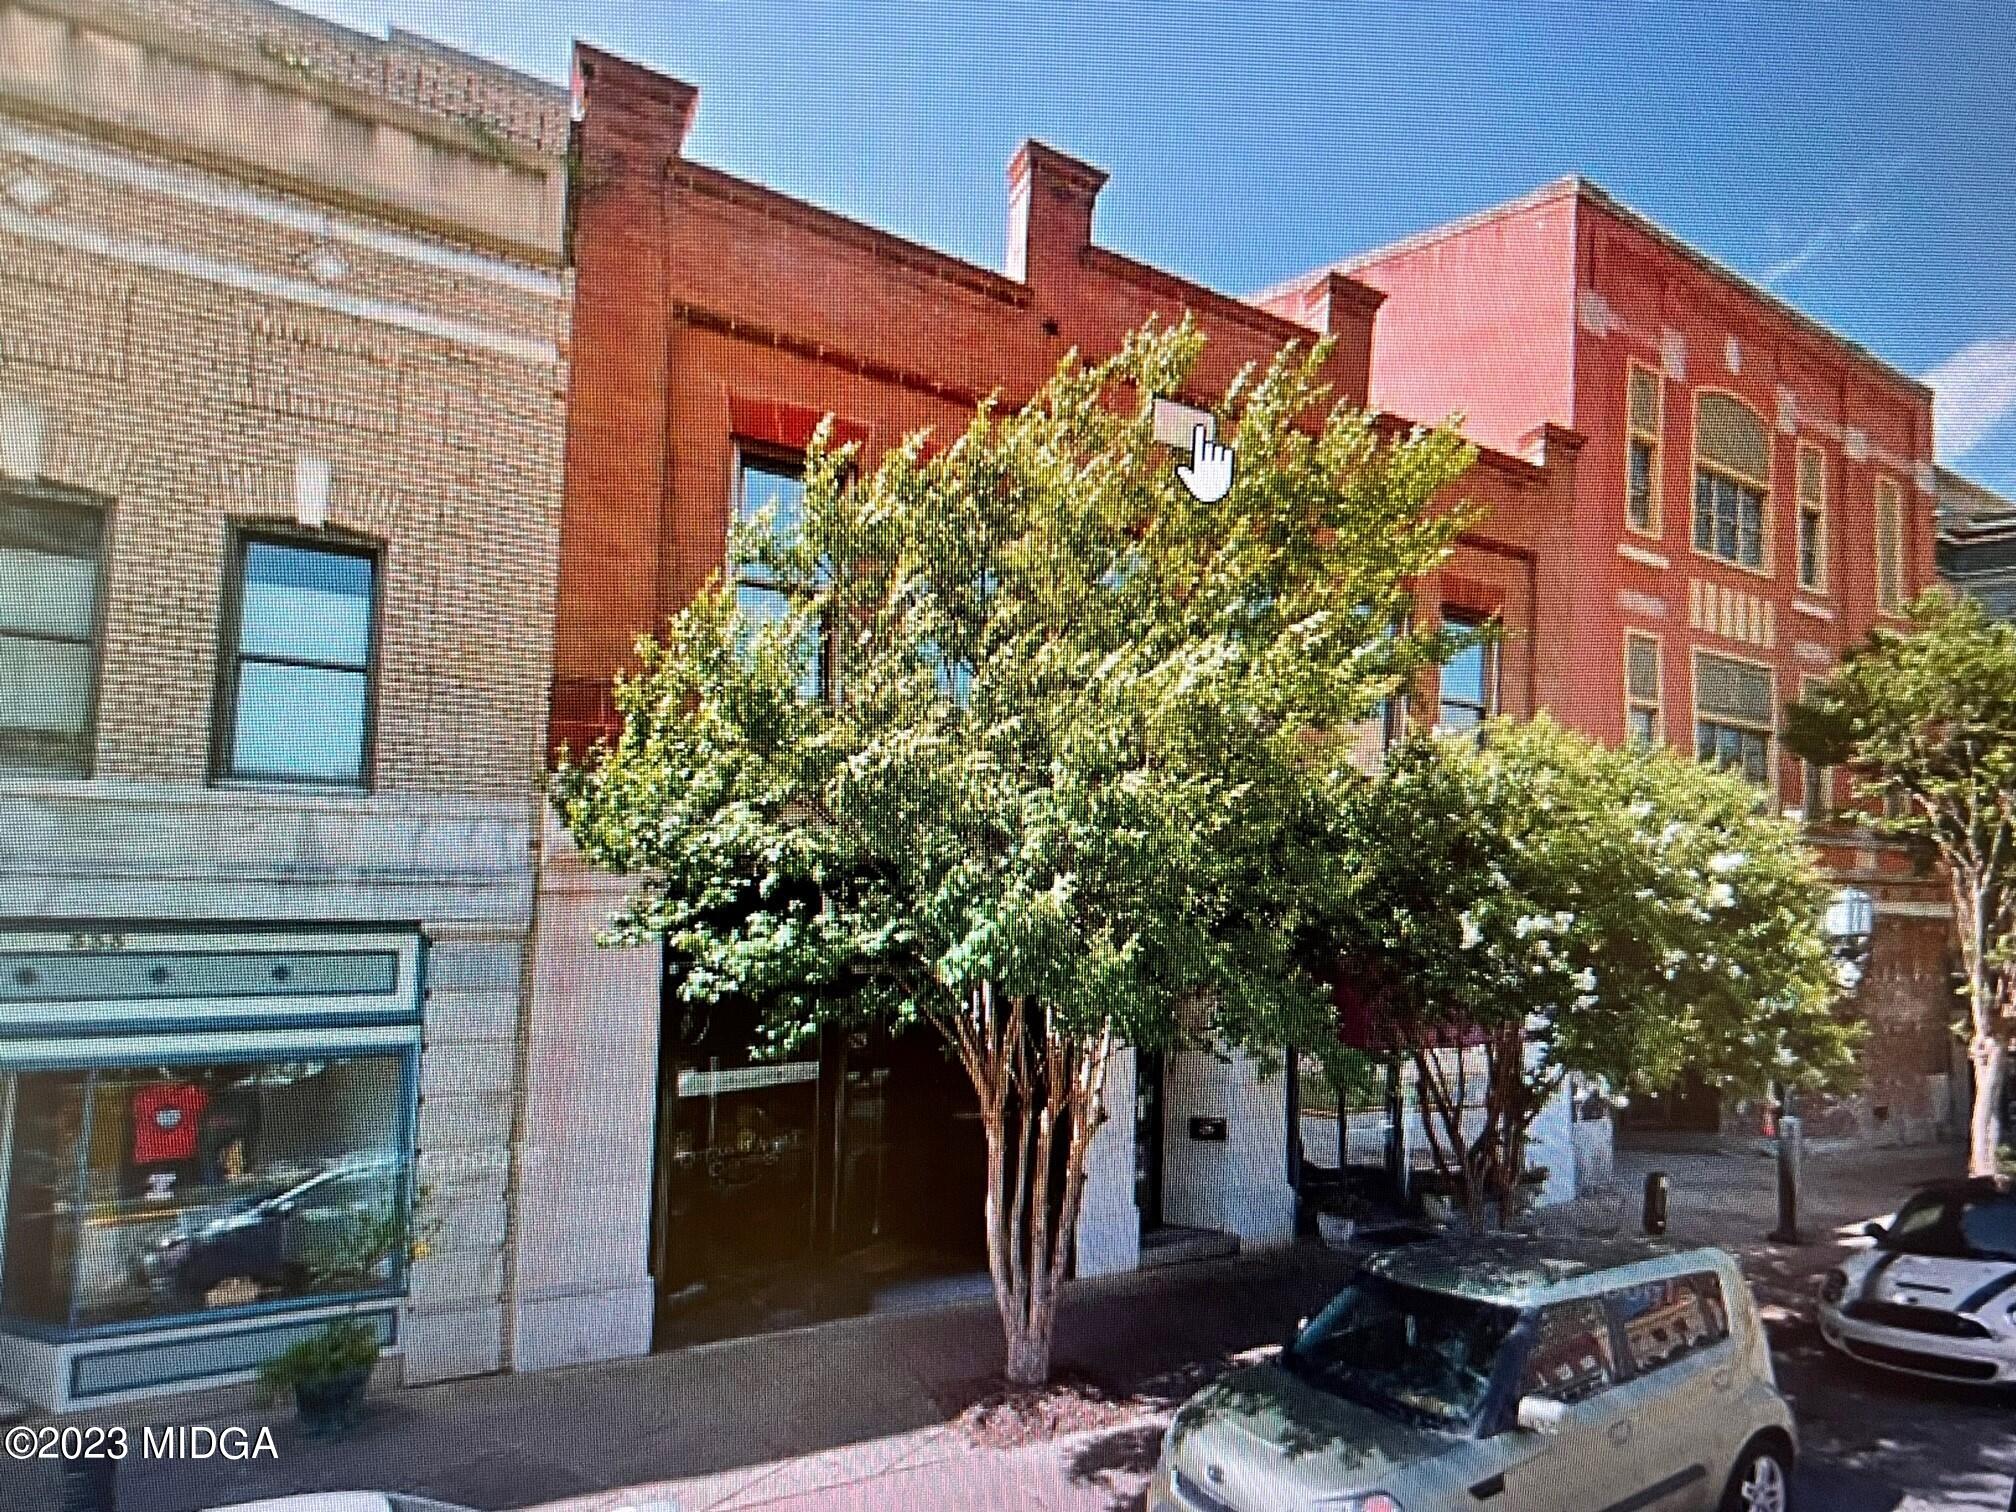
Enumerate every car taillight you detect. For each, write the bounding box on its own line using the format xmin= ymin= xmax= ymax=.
xmin=1820 ymin=1269 xmax=1848 ymax=1304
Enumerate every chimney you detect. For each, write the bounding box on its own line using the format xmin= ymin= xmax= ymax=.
xmin=573 ymin=43 xmax=699 ymax=164
xmin=1005 ymin=140 xmax=1108 ymax=284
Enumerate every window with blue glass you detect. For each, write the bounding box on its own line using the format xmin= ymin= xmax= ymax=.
xmin=734 ymin=452 xmax=826 ymax=700
xmin=216 ymin=534 xmax=378 ymax=784
xmin=1436 ymin=613 xmax=1495 ymax=731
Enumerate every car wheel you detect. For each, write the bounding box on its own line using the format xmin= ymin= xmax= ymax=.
xmin=1720 ymin=1439 xmax=1792 ymax=1512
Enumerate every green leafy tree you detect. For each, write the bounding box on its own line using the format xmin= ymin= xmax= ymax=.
xmin=1336 ymin=717 xmax=1856 ymax=1229
xmin=1787 ymin=592 xmax=2016 ymax=1175
xmin=554 ymin=321 xmax=1476 ymax=1385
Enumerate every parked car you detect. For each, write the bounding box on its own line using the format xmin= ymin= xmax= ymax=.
xmin=1818 ymin=1175 xmax=2016 ymax=1385
xmin=209 ymin=1497 xmax=473 ymax=1512
xmin=1151 ymin=1237 xmax=1793 ymax=1512
xmin=140 ymin=1158 xmax=403 ymax=1303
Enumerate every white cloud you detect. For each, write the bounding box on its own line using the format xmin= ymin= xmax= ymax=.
xmin=1761 ymin=229 xmax=1833 ymax=287
xmin=1923 ymin=334 xmax=2016 ymax=461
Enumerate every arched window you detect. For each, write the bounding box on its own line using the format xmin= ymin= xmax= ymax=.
xmin=1692 ymin=393 xmax=1770 ymax=571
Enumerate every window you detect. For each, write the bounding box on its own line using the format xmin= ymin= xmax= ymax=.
xmin=0 ymin=1053 xmax=410 ymax=1334
xmin=1875 ymin=477 xmax=1905 ymax=615
xmin=1281 ymin=1274 xmax=1518 ymax=1428
xmin=1626 ymin=364 xmax=1662 ymax=535
xmin=1624 ymin=633 xmax=1662 ymax=745
xmin=1800 ymin=675 xmax=1830 ymax=821
xmin=1694 ymin=652 xmax=1775 ymax=788
xmin=1880 ymin=1186 xmax=2016 ymax=1262
xmin=1692 ymin=393 xmax=1771 ymax=571
xmin=1796 ymin=444 xmax=1827 ymax=592
xmin=217 ymin=535 xmax=377 ymax=785
xmin=734 ymin=452 xmax=825 ymax=700
xmin=1612 ymin=1273 xmax=1730 ymax=1377
xmin=1437 ymin=613 xmax=1495 ymax=731
xmin=1375 ymin=614 xmax=1411 ymax=751
xmin=1520 ymin=1299 xmax=1618 ymax=1403
xmin=0 ymin=487 xmax=106 ymax=776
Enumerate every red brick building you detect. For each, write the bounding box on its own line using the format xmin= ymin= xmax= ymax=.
xmin=1270 ymin=177 xmax=1955 ymax=1144
xmin=527 ymin=47 xmax=1590 ymax=1362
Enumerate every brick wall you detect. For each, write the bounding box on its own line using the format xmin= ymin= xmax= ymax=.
xmin=554 ymin=45 xmax=1577 ymax=752
xmin=132 ymin=0 xmax=569 ymax=151
xmin=0 ymin=21 xmax=568 ymax=795
xmin=0 ymin=0 xmax=570 ymax=1395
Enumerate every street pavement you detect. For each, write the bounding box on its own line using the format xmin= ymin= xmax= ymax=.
xmin=11 ymin=1137 xmax=2009 ymax=1512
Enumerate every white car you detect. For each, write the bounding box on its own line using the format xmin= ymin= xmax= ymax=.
xmin=1818 ymin=1176 xmax=2016 ymax=1385
xmin=209 ymin=1495 xmax=475 ymax=1512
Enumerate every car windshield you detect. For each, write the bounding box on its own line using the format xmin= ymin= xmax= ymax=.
xmin=1281 ymin=1274 xmax=1518 ymax=1428
xmin=1883 ymin=1188 xmax=2016 ymax=1261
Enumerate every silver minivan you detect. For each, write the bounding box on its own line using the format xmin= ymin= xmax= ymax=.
xmin=1151 ymin=1237 xmax=1794 ymax=1512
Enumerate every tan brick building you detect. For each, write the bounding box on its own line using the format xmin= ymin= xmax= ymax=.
xmin=0 ymin=0 xmax=567 ymax=1409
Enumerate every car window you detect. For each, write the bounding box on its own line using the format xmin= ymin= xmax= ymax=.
xmin=1519 ymin=1299 xmax=1617 ymax=1403
xmin=1282 ymin=1274 xmax=1519 ymax=1428
xmin=1612 ymin=1272 xmax=1730 ymax=1376
xmin=1886 ymin=1189 xmax=2016 ymax=1261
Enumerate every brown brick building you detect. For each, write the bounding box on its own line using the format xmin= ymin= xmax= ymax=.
xmin=529 ymin=45 xmax=1588 ymax=1367
xmin=0 ymin=0 xmax=568 ymax=1409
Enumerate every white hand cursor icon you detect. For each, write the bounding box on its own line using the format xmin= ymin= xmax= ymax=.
xmin=1176 ymin=421 xmax=1234 ymax=503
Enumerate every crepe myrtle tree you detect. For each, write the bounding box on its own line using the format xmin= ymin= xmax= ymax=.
xmin=1787 ymin=591 xmax=2016 ymax=1177
xmin=1335 ymin=716 xmax=1857 ymax=1230
xmin=553 ymin=320 xmax=1479 ymax=1387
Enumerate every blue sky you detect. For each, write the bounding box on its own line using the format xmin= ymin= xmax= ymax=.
xmin=307 ymin=1 xmax=2016 ymax=496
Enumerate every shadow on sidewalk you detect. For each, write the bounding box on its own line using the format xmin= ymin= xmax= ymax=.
xmin=51 ymin=1247 xmax=1357 ymax=1512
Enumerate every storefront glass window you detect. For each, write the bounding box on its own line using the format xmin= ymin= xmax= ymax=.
xmin=0 ymin=1053 xmax=410 ymax=1335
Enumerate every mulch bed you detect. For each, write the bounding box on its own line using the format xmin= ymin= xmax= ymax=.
xmin=943 ymin=1369 xmax=1144 ymax=1448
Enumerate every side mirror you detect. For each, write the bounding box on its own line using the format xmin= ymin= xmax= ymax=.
xmin=1861 ymin=1221 xmax=1888 ymax=1241
xmin=1516 ymin=1395 xmax=1569 ymax=1436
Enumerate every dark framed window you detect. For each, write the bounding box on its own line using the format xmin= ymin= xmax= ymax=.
xmin=733 ymin=450 xmax=826 ymax=701
xmin=1437 ymin=612 xmax=1496 ymax=731
xmin=1796 ymin=445 xmax=1827 ymax=593
xmin=1694 ymin=651 xmax=1774 ymax=789
xmin=215 ymin=532 xmax=379 ymax=786
xmin=1626 ymin=364 xmax=1661 ymax=535
xmin=1693 ymin=471 xmax=1766 ymax=569
xmin=1692 ymin=393 xmax=1771 ymax=572
xmin=1624 ymin=633 xmax=1661 ymax=746
xmin=0 ymin=486 xmax=107 ymax=777
xmin=1800 ymin=675 xmax=1830 ymax=821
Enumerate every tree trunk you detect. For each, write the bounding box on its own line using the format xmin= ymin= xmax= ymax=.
xmin=1970 ymin=1033 xmax=2004 ymax=1178
xmin=951 ymin=987 xmax=1113 ymax=1390
xmin=1957 ymin=870 xmax=2008 ymax=1178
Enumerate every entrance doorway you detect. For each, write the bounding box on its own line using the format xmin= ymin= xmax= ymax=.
xmin=646 ymin=984 xmax=986 ymax=1349
xmin=1134 ymin=1050 xmax=1164 ymax=1233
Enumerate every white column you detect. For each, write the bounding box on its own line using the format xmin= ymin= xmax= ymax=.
xmin=506 ymin=805 xmax=661 ymax=1371
xmin=1074 ymin=1048 xmax=1140 ymax=1277
xmin=1160 ymin=1047 xmax=1295 ymax=1246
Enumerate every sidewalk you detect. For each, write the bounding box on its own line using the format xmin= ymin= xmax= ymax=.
xmin=8 ymin=1137 xmax=1962 ymax=1512
xmin=23 ymin=1246 xmax=1357 ymax=1512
